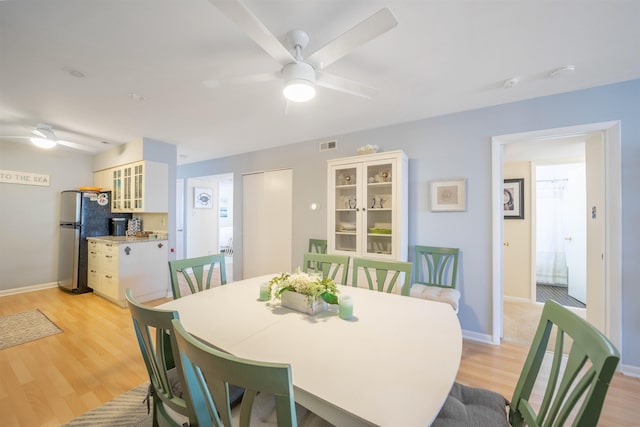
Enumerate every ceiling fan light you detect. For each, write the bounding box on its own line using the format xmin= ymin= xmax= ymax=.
xmin=283 ymin=80 xmax=316 ymax=102
xmin=30 ymin=137 xmax=57 ymax=149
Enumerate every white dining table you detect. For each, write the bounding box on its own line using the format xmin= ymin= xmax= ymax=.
xmin=158 ymin=274 xmax=462 ymax=427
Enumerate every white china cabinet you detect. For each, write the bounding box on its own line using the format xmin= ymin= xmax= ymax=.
xmin=327 ymin=150 xmax=408 ymax=261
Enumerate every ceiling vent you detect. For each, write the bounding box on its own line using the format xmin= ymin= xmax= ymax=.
xmin=319 ymin=140 xmax=337 ymax=152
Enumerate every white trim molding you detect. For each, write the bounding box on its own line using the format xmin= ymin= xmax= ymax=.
xmin=0 ymin=282 xmax=58 ymax=296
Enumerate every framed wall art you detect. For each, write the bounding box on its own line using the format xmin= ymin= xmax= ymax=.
xmin=430 ymin=178 xmax=467 ymax=212
xmin=194 ymin=186 xmax=213 ymax=209
xmin=503 ymin=178 xmax=524 ymax=219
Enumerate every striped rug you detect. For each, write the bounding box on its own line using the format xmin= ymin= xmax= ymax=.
xmin=62 ymin=383 xmax=153 ymax=426
xmin=0 ymin=309 xmax=62 ymax=350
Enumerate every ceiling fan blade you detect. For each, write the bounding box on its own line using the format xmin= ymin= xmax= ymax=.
xmin=203 ymin=71 xmax=280 ymax=88
xmin=57 ymin=139 xmax=98 ymax=152
xmin=316 ymin=71 xmax=378 ymax=99
xmin=208 ymin=0 xmax=295 ymax=66
xmin=306 ymin=8 xmax=398 ymax=70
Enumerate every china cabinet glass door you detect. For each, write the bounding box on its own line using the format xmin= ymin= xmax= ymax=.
xmin=333 ymin=165 xmax=361 ymax=254
xmin=364 ymin=161 xmax=394 ymax=256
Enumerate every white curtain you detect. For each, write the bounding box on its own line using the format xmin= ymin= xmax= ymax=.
xmin=536 ymin=180 xmax=569 ymax=286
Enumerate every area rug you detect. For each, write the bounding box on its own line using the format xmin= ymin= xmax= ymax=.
xmin=62 ymin=383 xmax=153 ymax=426
xmin=0 ymin=309 xmax=63 ymax=350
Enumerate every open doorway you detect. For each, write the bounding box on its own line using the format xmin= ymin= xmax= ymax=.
xmin=183 ymin=173 xmax=234 ymax=281
xmin=492 ymin=121 xmax=621 ymax=356
xmin=535 ymin=162 xmax=586 ymax=309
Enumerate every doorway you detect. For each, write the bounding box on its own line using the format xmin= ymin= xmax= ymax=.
xmin=492 ymin=121 xmax=622 ymax=355
xmin=182 ymin=173 xmax=234 ymax=281
xmin=535 ymin=162 xmax=586 ymax=309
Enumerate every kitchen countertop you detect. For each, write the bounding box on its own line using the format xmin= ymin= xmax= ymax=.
xmin=88 ymin=236 xmax=168 ymax=243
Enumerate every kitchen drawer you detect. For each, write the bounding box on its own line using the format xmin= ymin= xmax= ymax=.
xmin=102 ymin=252 xmax=119 ymax=272
xmin=101 ymin=274 xmax=120 ymax=300
xmin=88 ymin=240 xmax=99 ymax=252
xmin=101 ymin=242 xmax=117 ymax=254
xmin=87 ymin=268 xmax=100 ymax=291
xmin=88 ymin=250 xmax=100 ymax=266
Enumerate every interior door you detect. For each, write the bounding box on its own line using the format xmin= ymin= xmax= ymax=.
xmin=243 ymin=169 xmax=292 ymax=278
xmin=565 ymin=164 xmax=587 ymax=303
xmin=585 ymin=132 xmax=606 ymax=332
xmin=176 ymin=179 xmax=184 ymax=260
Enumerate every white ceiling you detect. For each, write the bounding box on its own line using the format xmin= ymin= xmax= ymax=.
xmin=1 ymin=0 xmax=639 ymax=164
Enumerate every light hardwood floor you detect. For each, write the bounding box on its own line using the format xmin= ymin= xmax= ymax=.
xmin=1 ymin=287 xmax=639 ymax=426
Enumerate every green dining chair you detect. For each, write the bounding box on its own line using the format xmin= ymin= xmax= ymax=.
xmin=433 ymin=300 xmax=620 ymax=427
xmin=306 ymin=238 xmax=328 ymax=271
xmin=410 ymin=245 xmax=461 ymax=312
xmin=351 ymin=257 xmax=412 ymax=296
xmin=303 ymin=253 xmax=350 ymax=285
xmin=125 ymin=288 xmax=191 ymax=427
xmin=308 ymin=238 xmax=328 ymax=254
xmin=171 ymin=318 xmax=332 ymax=427
xmin=169 ymin=254 xmax=227 ymax=299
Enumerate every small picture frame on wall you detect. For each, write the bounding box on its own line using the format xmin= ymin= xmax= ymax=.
xmin=503 ymin=178 xmax=524 ymax=219
xmin=430 ymin=178 xmax=467 ymax=212
xmin=194 ymin=187 xmax=213 ymax=209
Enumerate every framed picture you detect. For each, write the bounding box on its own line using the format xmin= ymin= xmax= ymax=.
xmin=430 ymin=178 xmax=466 ymax=212
xmin=503 ymin=178 xmax=524 ymax=219
xmin=194 ymin=187 xmax=213 ymax=209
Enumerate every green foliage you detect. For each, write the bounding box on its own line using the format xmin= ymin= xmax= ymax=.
xmin=268 ymin=269 xmax=339 ymax=304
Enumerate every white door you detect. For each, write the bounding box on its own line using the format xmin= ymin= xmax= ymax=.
xmin=564 ymin=164 xmax=587 ymax=303
xmin=176 ymin=179 xmax=184 ymax=259
xmin=585 ymin=132 xmax=606 ymax=332
xmin=243 ymin=169 xmax=292 ymax=278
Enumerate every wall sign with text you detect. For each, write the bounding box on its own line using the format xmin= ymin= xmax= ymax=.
xmin=0 ymin=169 xmax=50 ymax=186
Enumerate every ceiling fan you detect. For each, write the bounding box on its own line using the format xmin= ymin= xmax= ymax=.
xmin=204 ymin=0 xmax=398 ymax=102
xmin=1 ymin=123 xmax=99 ymax=152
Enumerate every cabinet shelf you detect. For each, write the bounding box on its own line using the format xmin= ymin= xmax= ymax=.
xmin=368 ymin=233 xmax=392 ymax=237
xmin=367 ymin=182 xmax=392 ymax=187
xmin=336 ymin=184 xmax=357 ymax=189
xmin=336 ymin=231 xmax=357 ymax=235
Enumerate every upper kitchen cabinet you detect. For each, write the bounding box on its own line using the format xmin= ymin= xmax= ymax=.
xmin=327 ymin=150 xmax=408 ymax=261
xmin=107 ymin=160 xmax=168 ymax=213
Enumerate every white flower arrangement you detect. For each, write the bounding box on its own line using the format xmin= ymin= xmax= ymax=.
xmin=268 ymin=269 xmax=339 ymax=305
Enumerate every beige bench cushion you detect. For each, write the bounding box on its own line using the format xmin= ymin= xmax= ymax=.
xmin=410 ymin=283 xmax=461 ymax=312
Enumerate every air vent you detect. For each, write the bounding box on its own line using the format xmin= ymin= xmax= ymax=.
xmin=319 ymin=140 xmax=337 ymax=151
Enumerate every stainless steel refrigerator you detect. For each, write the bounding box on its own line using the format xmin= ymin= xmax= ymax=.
xmin=57 ymin=190 xmax=131 ymax=293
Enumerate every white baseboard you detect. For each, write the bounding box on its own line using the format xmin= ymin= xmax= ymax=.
xmin=462 ymin=329 xmax=494 ymax=344
xmin=503 ymin=295 xmax=531 ymax=303
xmin=0 ymin=282 xmax=58 ymax=297
xmin=621 ymin=364 xmax=640 ymax=378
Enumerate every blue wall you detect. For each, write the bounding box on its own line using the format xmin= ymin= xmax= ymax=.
xmin=178 ymin=79 xmax=640 ymax=367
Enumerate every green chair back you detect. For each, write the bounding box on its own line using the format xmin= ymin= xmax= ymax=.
xmin=169 ymin=254 xmax=227 ymax=299
xmin=414 ymin=245 xmax=459 ymax=289
xmin=303 ymin=253 xmax=350 ymax=285
xmin=125 ymin=289 xmax=191 ymax=426
xmin=352 ymin=258 xmax=412 ymax=296
xmin=509 ymin=300 xmax=620 ymax=427
xmin=171 ymin=318 xmax=298 ymax=427
xmin=308 ymin=238 xmax=327 ymax=254
xmin=307 ymin=239 xmax=328 ymax=271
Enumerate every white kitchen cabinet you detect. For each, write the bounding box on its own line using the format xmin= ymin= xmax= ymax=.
xmin=109 ymin=160 xmax=168 ymax=213
xmin=327 ymin=150 xmax=408 ymax=261
xmin=87 ymin=238 xmax=169 ymax=306
xmin=93 ymin=169 xmax=112 ymax=191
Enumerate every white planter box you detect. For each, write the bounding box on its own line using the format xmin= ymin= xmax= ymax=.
xmin=280 ymin=290 xmax=327 ymax=315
